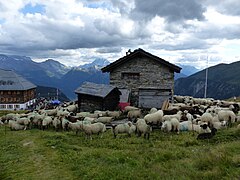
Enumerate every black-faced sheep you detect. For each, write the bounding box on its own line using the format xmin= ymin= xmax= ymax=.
xmin=197 ymin=128 xmax=217 ymax=140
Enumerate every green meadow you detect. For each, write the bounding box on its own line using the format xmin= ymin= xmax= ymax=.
xmin=0 ymin=119 xmax=239 ymax=180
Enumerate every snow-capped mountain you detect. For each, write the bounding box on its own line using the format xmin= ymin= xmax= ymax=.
xmin=79 ymin=58 xmax=110 ymax=71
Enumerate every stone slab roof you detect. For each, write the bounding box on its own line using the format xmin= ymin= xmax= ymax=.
xmin=0 ymin=69 xmax=36 ymax=90
xmin=75 ymin=82 xmax=121 ymax=98
xmin=101 ymin=48 xmax=181 ymax=73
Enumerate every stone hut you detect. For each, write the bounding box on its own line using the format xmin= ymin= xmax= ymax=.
xmin=0 ymin=69 xmax=36 ymax=110
xmin=101 ymin=48 xmax=181 ymax=108
xmin=75 ymin=82 xmax=121 ymax=112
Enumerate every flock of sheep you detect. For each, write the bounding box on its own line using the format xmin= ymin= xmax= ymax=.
xmin=1 ymin=95 xmax=240 ymax=140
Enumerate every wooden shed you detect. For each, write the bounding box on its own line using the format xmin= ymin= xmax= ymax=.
xmin=101 ymin=48 xmax=181 ymax=109
xmin=75 ymin=82 xmax=121 ymax=112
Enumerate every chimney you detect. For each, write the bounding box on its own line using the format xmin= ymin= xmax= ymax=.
xmin=126 ymin=49 xmax=131 ymax=55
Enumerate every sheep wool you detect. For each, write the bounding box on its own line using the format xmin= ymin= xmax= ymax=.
xmin=144 ymin=110 xmax=163 ymax=125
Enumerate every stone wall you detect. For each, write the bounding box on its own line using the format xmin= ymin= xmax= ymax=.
xmin=109 ymin=57 xmax=175 ymax=106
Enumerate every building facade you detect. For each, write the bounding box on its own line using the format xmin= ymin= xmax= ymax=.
xmin=101 ymin=48 xmax=181 ymax=108
xmin=0 ymin=69 xmax=36 ymax=110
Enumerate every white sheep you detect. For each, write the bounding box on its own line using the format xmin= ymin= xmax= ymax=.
xmin=179 ymin=121 xmax=191 ymax=131
xmin=83 ymin=117 xmax=96 ymax=123
xmin=218 ymin=110 xmax=236 ymax=126
xmin=95 ymin=116 xmax=113 ymax=124
xmin=144 ymin=110 xmax=163 ymax=126
xmin=107 ymin=111 xmax=122 ymax=119
xmin=15 ymin=117 xmax=31 ymax=130
xmin=162 ymin=111 xmax=182 ymax=122
xmin=52 ymin=117 xmax=61 ymax=131
xmin=80 ymin=122 xmax=106 ymax=140
xmin=8 ymin=120 xmax=25 ymax=131
xmin=94 ymin=110 xmax=108 ymax=117
xmin=188 ymin=123 xmax=211 ymax=133
xmin=149 ymin=108 xmax=158 ymax=114
xmin=66 ymin=104 xmax=78 ymax=113
xmin=42 ymin=116 xmax=53 ymax=130
xmin=136 ymin=118 xmax=152 ymax=139
xmin=127 ymin=109 xmax=141 ymax=121
xmin=124 ymin=106 xmax=139 ymax=113
xmin=161 ymin=117 xmax=180 ymax=134
xmin=61 ymin=117 xmax=70 ymax=131
xmin=67 ymin=121 xmax=82 ymax=134
xmin=200 ymin=112 xmax=213 ymax=125
xmin=112 ymin=122 xmax=136 ymax=138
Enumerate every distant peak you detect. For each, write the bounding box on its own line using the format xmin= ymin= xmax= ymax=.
xmin=79 ymin=58 xmax=110 ymax=70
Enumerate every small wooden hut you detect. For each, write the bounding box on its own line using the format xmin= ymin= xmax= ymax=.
xmin=75 ymin=82 xmax=121 ymax=112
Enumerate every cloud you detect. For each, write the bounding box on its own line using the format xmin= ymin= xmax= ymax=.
xmin=130 ymin=0 xmax=206 ymax=22
xmin=0 ymin=0 xmax=239 ymax=69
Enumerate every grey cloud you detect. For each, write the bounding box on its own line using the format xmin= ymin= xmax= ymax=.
xmin=131 ymin=0 xmax=206 ymax=23
xmin=95 ymin=47 xmax=122 ymax=54
xmin=150 ymin=37 xmax=209 ymax=51
xmin=196 ymin=24 xmax=240 ymax=40
xmin=206 ymin=0 xmax=240 ymax=16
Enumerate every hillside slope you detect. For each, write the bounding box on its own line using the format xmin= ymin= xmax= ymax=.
xmin=174 ymin=61 xmax=240 ymax=99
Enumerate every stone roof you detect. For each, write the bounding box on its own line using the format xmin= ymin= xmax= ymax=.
xmin=0 ymin=69 xmax=36 ymax=90
xmin=75 ymin=82 xmax=121 ymax=98
xmin=101 ymin=48 xmax=181 ymax=73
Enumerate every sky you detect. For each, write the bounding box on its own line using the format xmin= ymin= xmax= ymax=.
xmin=0 ymin=0 xmax=240 ymax=69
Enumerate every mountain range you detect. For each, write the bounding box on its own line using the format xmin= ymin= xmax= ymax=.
xmin=6 ymin=54 xmax=238 ymax=100
xmin=174 ymin=61 xmax=240 ymax=99
xmin=0 ymin=54 xmax=110 ymax=100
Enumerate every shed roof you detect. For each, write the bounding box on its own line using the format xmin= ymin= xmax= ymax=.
xmin=0 ymin=69 xmax=36 ymax=90
xmin=101 ymin=48 xmax=181 ymax=73
xmin=75 ymin=82 xmax=121 ymax=98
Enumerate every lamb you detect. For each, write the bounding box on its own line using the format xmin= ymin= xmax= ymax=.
xmin=80 ymin=122 xmax=106 ymax=140
xmin=112 ymin=122 xmax=136 ymax=138
xmin=161 ymin=117 xmax=180 ymax=134
xmin=144 ymin=110 xmax=163 ymax=126
xmin=95 ymin=116 xmax=113 ymax=124
xmin=136 ymin=118 xmax=152 ymax=139
xmin=197 ymin=128 xmax=217 ymax=140
xmin=127 ymin=109 xmax=142 ymax=121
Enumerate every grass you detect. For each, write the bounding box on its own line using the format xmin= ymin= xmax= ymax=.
xmin=0 ymin=121 xmax=240 ymax=179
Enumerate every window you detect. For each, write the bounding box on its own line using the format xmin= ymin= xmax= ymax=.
xmin=121 ymin=72 xmax=140 ymax=80
xmin=0 ymin=105 xmax=6 ymax=109
xmin=14 ymin=104 xmax=20 ymax=109
xmin=7 ymin=105 xmax=13 ymax=109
